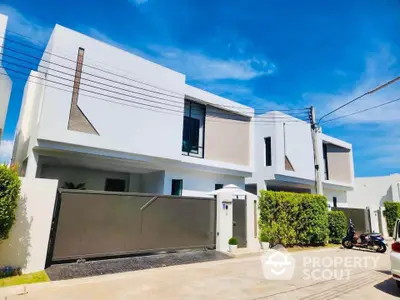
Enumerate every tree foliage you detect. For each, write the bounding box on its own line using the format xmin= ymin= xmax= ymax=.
xmin=328 ymin=211 xmax=347 ymax=244
xmin=383 ymin=201 xmax=400 ymax=237
xmin=0 ymin=164 xmax=21 ymax=240
xmin=258 ymin=190 xmax=329 ymax=247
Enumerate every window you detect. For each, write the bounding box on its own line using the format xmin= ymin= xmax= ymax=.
xmin=333 ymin=197 xmax=337 ymax=208
xmin=105 ymin=178 xmax=126 ymax=192
xmin=182 ymin=100 xmax=205 ymax=158
xmin=182 ymin=117 xmax=200 ymax=153
xmin=264 ymin=137 xmax=272 ymax=166
xmin=215 ymin=184 xmax=224 ymax=190
xmin=171 ymin=179 xmax=183 ymax=196
xmin=323 ymin=143 xmax=329 ymax=180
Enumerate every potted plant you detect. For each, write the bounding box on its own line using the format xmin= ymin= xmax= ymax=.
xmin=228 ymin=237 xmax=238 ymax=252
xmin=260 ymin=228 xmax=271 ymax=250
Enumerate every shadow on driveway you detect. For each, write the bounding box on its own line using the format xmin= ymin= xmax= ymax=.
xmin=374 ymin=277 xmax=400 ymax=297
xmin=46 ymin=250 xmax=231 ymax=281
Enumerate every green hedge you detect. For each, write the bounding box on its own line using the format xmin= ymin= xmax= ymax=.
xmin=383 ymin=202 xmax=400 ymax=237
xmin=0 ymin=165 xmax=21 ymax=241
xmin=259 ymin=190 xmax=329 ymax=247
xmin=328 ymin=211 xmax=347 ymax=244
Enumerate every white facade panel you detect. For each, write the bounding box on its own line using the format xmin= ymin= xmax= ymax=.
xmin=37 ymin=25 xmax=186 ymax=161
xmin=164 ymin=169 xmax=245 ymax=197
xmin=347 ymin=174 xmax=400 ymax=209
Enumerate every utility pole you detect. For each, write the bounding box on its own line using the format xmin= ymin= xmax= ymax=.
xmin=309 ymin=106 xmax=323 ymax=195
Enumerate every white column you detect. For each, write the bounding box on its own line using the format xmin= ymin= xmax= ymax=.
xmin=24 ymin=150 xmax=39 ymax=178
xmin=246 ymin=193 xmax=261 ymax=250
xmin=216 ymin=191 xmax=233 ymax=252
xmin=0 ymin=178 xmax=59 ymax=273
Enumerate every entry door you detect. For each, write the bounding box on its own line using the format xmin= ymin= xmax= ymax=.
xmin=233 ymin=199 xmax=246 ymax=248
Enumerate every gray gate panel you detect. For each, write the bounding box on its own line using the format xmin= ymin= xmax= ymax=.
xmin=233 ymin=199 xmax=246 ymax=248
xmin=140 ymin=196 xmax=215 ymax=251
xmin=332 ymin=207 xmax=368 ymax=233
xmin=51 ymin=190 xmax=216 ymax=262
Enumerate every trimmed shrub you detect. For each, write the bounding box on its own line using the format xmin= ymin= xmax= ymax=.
xmin=0 ymin=164 xmax=21 ymax=241
xmin=259 ymin=191 xmax=329 ymax=247
xmin=328 ymin=211 xmax=347 ymax=244
xmin=228 ymin=237 xmax=238 ymax=245
xmin=383 ymin=202 xmax=400 ymax=237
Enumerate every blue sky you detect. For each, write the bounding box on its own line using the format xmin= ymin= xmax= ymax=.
xmin=0 ymin=0 xmax=399 ymax=177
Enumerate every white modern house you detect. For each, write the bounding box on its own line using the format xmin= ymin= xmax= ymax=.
xmin=12 ymin=24 xmax=254 ymax=197
xmin=0 ymin=13 xmax=12 ymax=141
xmin=246 ymin=111 xmax=354 ymax=208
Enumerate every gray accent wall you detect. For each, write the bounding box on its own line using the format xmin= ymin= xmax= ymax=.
xmin=68 ymin=48 xmax=99 ymax=135
xmin=326 ymin=144 xmax=352 ymax=184
xmin=204 ymin=106 xmax=250 ymax=166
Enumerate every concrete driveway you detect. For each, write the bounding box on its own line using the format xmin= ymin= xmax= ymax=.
xmin=1 ymin=247 xmax=399 ymax=299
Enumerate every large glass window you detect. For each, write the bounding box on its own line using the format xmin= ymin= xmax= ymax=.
xmin=182 ymin=100 xmax=205 ymax=158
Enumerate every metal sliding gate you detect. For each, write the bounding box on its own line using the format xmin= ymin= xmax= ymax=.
xmin=46 ymin=190 xmax=216 ymax=264
xmin=332 ymin=207 xmax=371 ymax=234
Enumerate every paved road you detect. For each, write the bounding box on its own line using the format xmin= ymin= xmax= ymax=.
xmin=1 ymin=247 xmax=399 ymax=299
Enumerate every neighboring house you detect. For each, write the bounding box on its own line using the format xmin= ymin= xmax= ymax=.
xmin=12 ymin=25 xmax=254 ymax=197
xmin=0 ymin=13 xmax=12 ymax=141
xmin=347 ymin=174 xmax=400 ymax=208
xmin=347 ymin=174 xmax=400 ymax=234
xmin=245 ymin=111 xmax=354 ymax=208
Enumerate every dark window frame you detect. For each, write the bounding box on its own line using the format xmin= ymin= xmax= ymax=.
xmin=215 ymin=184 xmax=224 ymax=190
xmin=104 ymin=178 xmax=126 ymax=192
xmin=182 ymin=100 xmax=205 ymax=158
xmin=171 ymin=179 xmax=183 ymax=196
xmin=264 ymin=137 xmax=272 ymax=166
xmin=333 ymin=196 xmax=337 ymax=208
xmin=323 ymin=143 xmax=329 ymax=180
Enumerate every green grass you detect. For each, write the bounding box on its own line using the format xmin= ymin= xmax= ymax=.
xmin=0 ymin=271 xmax=50 ymax=288
xmin=286 ymin=243 xmax=340 ymax=253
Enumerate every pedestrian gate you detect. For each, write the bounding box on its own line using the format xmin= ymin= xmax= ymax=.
xmin=46 ymin=190 xmax=216 ymax=264
xmin=233 ymin=198 xmax=247 ymax=247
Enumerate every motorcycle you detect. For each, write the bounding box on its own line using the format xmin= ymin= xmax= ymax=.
xmin=342 ymin=219 xmax=387 ymax=253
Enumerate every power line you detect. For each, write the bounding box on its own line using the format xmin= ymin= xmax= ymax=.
xmin=321 ymin=96 xmax=400 ymax=123
xmin=0 ymin=56 xmax=309 ymax=122
xmin=0 ymin=51 xmax=309 ymax=120
xmin=0 ymin=71 xmax=308 ymax=125
xmin=318 ymin=76 xmax=400 ymax=123
xmin=0 ymin=34 xmax=308 ymax=114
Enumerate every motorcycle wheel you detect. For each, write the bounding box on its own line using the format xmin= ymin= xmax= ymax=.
xmin=376 ymin=242 xmax=387 ymax=254
xmin=342 ymin=238 xmax=353 ymax=249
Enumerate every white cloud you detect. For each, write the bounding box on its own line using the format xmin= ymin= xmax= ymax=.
xmin=0 ymin=4 xmax=52 ymax=46
xmin=304 ymin=46 xmax=400 ymax=124
xmin=150 ymin=46 xmax=276 ymax=81
xmin=0 ymin=139 xmax=13 ymax=165
xmin=333 ymin=69 xmax=347 ymax=77
xmin=84 ymin=29 xmax=276 ymax=82
xmin=128 ymin=0 xmax=148 ymax=5
xmin=195 ymin=82 xmax=286 ymax=112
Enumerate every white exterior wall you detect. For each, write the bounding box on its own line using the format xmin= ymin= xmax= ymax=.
xmin=324 ymin=188 xmax=348 ymax=208
xmin=0 ymin=13 xmax=12 ymax=140
xmin=164 ymin=169 xmax=245 ymax=197
xmin=0 ymin=178 xmax=58 ymax=273
xmin=347 ymin=174 xmax=400 ymax=209
xmin=38 ymin=25 xmax=186 ymax=162
xmin=12 ymin=72 xmax=45 ymax=165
